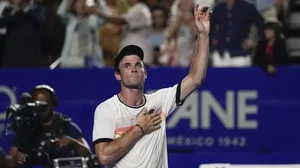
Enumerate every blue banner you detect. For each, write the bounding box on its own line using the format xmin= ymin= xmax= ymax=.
xmin=0 ymin=67 xmax=300 ymax=155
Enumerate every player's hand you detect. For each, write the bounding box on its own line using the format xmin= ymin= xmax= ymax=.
xmin=194 ymin=4 xmax=212 ymax=35
xmin=16 ymin=151 xmax=27 ymax=165
xmin=136 ymin=108 xmax=162 ymax=135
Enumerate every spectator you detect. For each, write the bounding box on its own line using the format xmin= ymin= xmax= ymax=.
xmin=0 ymin=0 xmax=47 ymax=68
xmin=276 ymin=0 xmax=289 ymax=34
xmin=39 ymin=0 xmax=66 ymax=66
xmin=91 ymin=0 xmax=153 ymax=66
xmin=253 ymin=18 xmax=289 ymax=74
xmin=149 ymin=4 xmax=169 ymax=66
xmin=165 ymin=0 xmax=175 ymax=10
xmin=152 ymin=45 xmax=165 ymax=66
xmin=164 ymin=0 xmax=197 ymax=67
xmin=150 ymin=4 xmax=168 ymax=51
xmin=0 ymin=0 xmax=10 ymax=67
xmin=99 ymin=0 xmax=127 ymax=67
xmin=210 ymin=0 xmax=264 ymax=67
xmin=146 ymin=0 xmax=160 ymax=8
xmin=255 ymin=0 xmax=278 ymax=19
xmin=57 ymin=0 xmax=109 ymax=68
xmin=170 ymin=0 xmax=215 ymax=18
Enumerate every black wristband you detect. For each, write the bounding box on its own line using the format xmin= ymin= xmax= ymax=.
xmin=135 ymin=124 xmax=145 ymax=135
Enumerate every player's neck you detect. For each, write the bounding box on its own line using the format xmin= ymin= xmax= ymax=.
xmin=120 ymin=87 xmax=145 ymax=107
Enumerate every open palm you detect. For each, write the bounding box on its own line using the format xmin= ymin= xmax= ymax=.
xmin=194 ymin=5 xmax=212 ymax=35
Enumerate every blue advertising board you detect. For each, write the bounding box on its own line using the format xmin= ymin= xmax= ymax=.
xmin=0 ymin=66 xmax=300 ymax=156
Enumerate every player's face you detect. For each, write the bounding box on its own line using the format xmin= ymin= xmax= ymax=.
xmin=117 ymin=55 xmax=147 ymax=89
xmin=32 ymin=90 xmax=53 ymax=121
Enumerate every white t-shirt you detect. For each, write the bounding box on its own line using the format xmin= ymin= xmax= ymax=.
xmin=93 ymin=84 xmax=183 ymax=168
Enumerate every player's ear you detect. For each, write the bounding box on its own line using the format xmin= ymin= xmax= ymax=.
xmin=115 ymin=71 xmax=121 ymax=81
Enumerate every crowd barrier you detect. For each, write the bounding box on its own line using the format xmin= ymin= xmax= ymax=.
xmin=0 ymin=66 xmax=300 ymax=166
xmin=200 ymin=164 xmax=300 ymax=168
xmin=169 ymin=152 xmax=300 ymax=167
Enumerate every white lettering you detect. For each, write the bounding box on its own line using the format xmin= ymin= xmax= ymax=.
xmin=0 ymin=86 xmax=17 ymax=120
xmin=147 ymin=89 xmax=258 ymax=130
xmin=167 ymin=137 xmax=176 ymax=145
xmin=177 ymin=136 xmax=183 ymax=146
xmin=238 ymin=91 xmax=258 ymax=129
xmin=184 ymin=137 xmax=192 ymax=145
xmin=167 ymin=136 xmax=247 ymax=147
xmin=201 ymin=91 xmax=234 ymax=129
xmin=167 ymin=92 xmax=198 ymax=129
xmin=0 ymin=123 xmax=13 ymax=136
xmin=205 ymin=137 xmax=215 ymax=146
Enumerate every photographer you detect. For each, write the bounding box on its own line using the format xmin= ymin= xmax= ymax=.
xmin=5 ymin=85 xmax=91 ymax=168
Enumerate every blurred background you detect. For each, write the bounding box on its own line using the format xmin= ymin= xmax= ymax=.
xmin=0 ymin=0 xmax=300 ymax=167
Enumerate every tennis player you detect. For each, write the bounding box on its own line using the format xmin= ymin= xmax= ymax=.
xmin=92 ymin=4 xmax=211 ymax=168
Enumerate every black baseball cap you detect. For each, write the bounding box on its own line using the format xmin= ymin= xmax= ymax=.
xmin=114 ymin=45 xmax=144 ymax=72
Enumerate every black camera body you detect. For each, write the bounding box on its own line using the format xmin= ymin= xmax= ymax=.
xmin=6 ymin=93 xmax=48 ymax=134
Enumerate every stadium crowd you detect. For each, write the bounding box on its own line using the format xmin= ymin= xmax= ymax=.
xmin=0 ymin=0 xmax=295 ymax=73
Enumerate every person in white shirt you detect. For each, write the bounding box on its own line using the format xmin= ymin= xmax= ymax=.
xmin=92 ymin=4 xmax=212 ymax=168
xmin=87 ymin=0 xmax=153 ymax=66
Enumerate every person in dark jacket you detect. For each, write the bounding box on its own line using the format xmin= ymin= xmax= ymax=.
xmin=0 ymin=0 xmax=47 ymax=68
xmin=253 ymin=18 xmax=289 ymax=74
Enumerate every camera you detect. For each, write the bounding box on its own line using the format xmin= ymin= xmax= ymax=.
xmin=6 ymin=92 xmax=48 ymax=134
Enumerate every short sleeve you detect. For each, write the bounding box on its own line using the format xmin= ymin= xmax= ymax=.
xmin=66 ymin=122 xmax=83 ymax=140
xmin=92 ymin=103 xmax=116 ymax=146
xmin=153 ymin=81 xmax=184 ymax=117
xmin=122 ymin=5 xmax=151 ymax=30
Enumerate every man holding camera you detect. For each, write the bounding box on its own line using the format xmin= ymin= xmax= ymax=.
xmin=5 ymin=85 xmax=91 ymax=168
